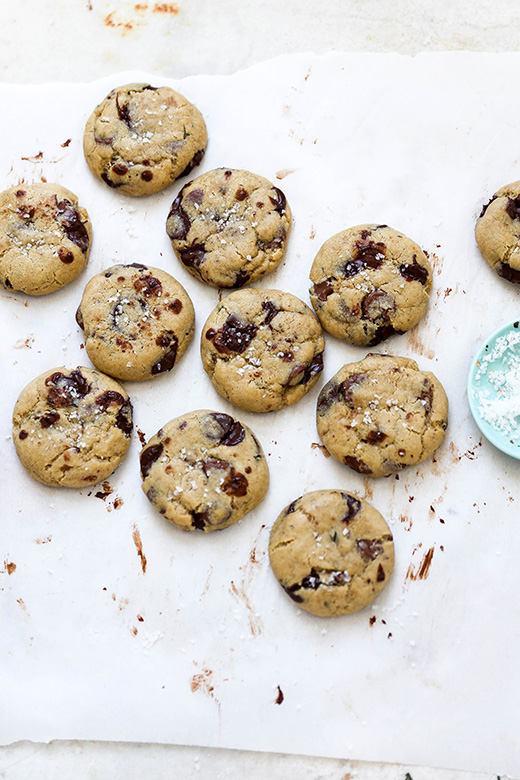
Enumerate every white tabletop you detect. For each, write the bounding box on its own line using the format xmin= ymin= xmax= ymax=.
xmin=0 ymin=2 xmax=517 ymax=779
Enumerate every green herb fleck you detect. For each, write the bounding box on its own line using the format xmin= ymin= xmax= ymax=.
xmin=330 ymin=531 xmax=338 ymax=543
xmin=405 ymin=774 xmax=414 ymax=780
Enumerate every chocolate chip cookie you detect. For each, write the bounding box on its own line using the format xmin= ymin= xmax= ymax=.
xmin=475 ymin=180 xmax=520 ymax=283
xmin=140 ymin=409 xmax=269 ymax=532
xmin=201 ymin=288 xmax=325 ymax=413
xmin=83 ymin=83 xmax=207 ymax=197
xmin=309 ymin=224 xmax=432 ymax=346
xmin=269 ymin=489 xmax=394 ymax=616
xmin=76 ymin=263 xmax=195 ymax=381
xmin=13 ymin=366 xmax=133 ymax=488
xmin=0 ymin=183 xmax=91 ymax=295
xmin=316 ymin=354 xmax=448 ymax=477
xmin=166 ymin=168 xmax=291 ymax=288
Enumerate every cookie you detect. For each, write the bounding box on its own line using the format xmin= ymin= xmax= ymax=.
xmin=475 ymin=180 xmax=520 ymax=283
xmin=309 ymin=224 xmax=432 ymax=346
xmin=166 ymin=168 xmax=291 ymax=288
xmin=140 ymin=410 xmax=269 ymax=532
xmin=83 ymin=83 xmax=207 ymax=197
xmin=12 ymin=366 xmax=133 ymax=488
xmin=76 ymin=263 xmax=195 ymax=381
xmin=0 ymin=183 xmax=91 ymax=295
xmin=201 ymin=288 xmax=325 ymax=413
xmin=316 ymin=354 xmax=448 ymax=477
xmin=269 ymin=489 xmax=394 ymax=617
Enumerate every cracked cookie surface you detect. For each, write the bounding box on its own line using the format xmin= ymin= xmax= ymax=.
xmin=13 ymin=366 xmax=133 ymax=487
xmin=269 ymin=489 xmax=394 ymax=616
xmin=83 ymin=83 xmax=207 ymax=196
xmin=316 ymin=354 xmax=448 ymax=477
xmin=76 ymin=263 xmax=195 ymax=381
xmin=166 ymin=168 xmax=291 ymax=288
xmin=140 ymin=409 xmax=269 ymax=532
xmin=0 ymin=183 xmax=91 ymax=295
xmin=309 ymin=224 xmax=432 ymax=346
xmin=475 ymin=180 xmax=520 ymax=283
xmin=201 ymin=288 xmax=325 ymax=413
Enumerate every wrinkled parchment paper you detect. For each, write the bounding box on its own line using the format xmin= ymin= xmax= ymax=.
xmin=1 ymin=53 xmax=520 ymax=776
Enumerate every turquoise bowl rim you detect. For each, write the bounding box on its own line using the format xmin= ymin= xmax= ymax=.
xmin=467 ymin=318 xmax=520 ymax=459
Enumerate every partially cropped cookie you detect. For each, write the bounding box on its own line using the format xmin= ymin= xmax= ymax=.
xmin=475 ymin=180 xmax=520 ymax=283
xmin=316 ymin=355 xmax=448 ymax=477
xmin=140 ymin=410 xmax=269 ymax=532
xmin=309 ymin=224 xmax=432 ymax=346
xmin=83 ymin=83 xmax=207 ymax=196
xmin=269 ymin=490 xmax=394 ymax=617
xmin=201 ymin=288 xmax=325 ymax=413
xmin=13 ymin=366 xmax=133 ymax=488
xmin=166 ymin=168 xmax=291 ymax=288
xmin=76 ymin=263 xmax=195 ymax=381
xmin=0 ymin=183 xmax=91 ymax=295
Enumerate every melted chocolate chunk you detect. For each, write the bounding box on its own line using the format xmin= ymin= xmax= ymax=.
xmin=192 ymin=509 xmax=209 ymax=530
xmin=341 ymin=493 xmax=361 ymax=523
xmin=19 ymin=430 xmax=28 ymax=440
xmin=262 ymin=299 xmax=280 ymax=325
xmin=313 ymin=279 xmax=333 ymax=301
xmin=95 ymin=390 xmax=125 ymax=411
xmin=58 ymin=247 xmax=74 ymax=264
xmin=479 ymin=195 xmax=497 ymax=218
xmin=235 ymin=187 xmax=248 ymax=201
xmin=232 ymin=270 xmax=250 ymax=288
xmin=40 ymin=411 xmax=60 ymax=428
xmin=283 ymin=584 xmax=304 ymax=603
xmin=115 ymin=94 xmax=132 ymax=128
xmin=263 ymin=226 xmax=287 ymax=252
xmin=45 ymin=370 xmax=91 ymax=407
xmin=166 ymin=189 xmax=192 ymax=240
xmin=205 ymin=413 xmax=246 ymax=446
xmin=4 ymin=277 xmax=12 ymax=289
xmin=75 ymin=306 xmax=84 ymax=329
xmin=56 ymin=200 xmax=90 ymax=252
xmin=399 ymin=256 xmax=429 ymax=284
xmin=368 ymin=323 xmax=401 ymax=346
xmin=141 ymin=170 xmax=153 ymax=182
xmin=101 ymin=173 xmax=123 ymax=189
xmin=186 ymin=188 xmax=204 ymax=205
xmin=286 ymin=496 xmax=302 ymax=514
xmin=339 ymin=372 xmax=366 ymax=404
xmin=377 ymin=564 xmax=386 ymax=582
xmin=418 ymin=379 xmax=433 ymax=414
xmin=221 ymin=467 xmax=248 ymax=497
xmin=134 ymin=275 xmax=163 ymax=298
xmin=179 ymin=243 xmax=206 ymax=269
xmin=316 ymin=382 xmax=340 ymax=415
xmin=168 ymin=298 xmax=183 ymax=313
xmin=151 ymin=335 xmax=178 ymax=374
xmin=301 ymin=570 xmax=320 ymax=589
xmin=344 ymin=456 xmax=372 ymax=474
xmin=362 ymin=289 xmax=395 ymax=321
xmin=498 ymin=262 xmax=520 ymax=284
xmin=356 ymin=538 xmax=384 ymax=561
xmin=140 ymin=442 xmax=163 ymax=477
xmin=202 ymin=458 xmax=229 ymax=475
xmin=207 ymin=314 xmax=258 ymax=354
xmin=269 ymin=187 xmax=287 ymax=213
xmin=506 ymin=196 xmax=520 ymax=221
xmin=301 ymin=352 xmax=324 ymax=384
xmin=366 ymin=430 xmax=387 ymax=444
xmin=112 ymin=163 xmax=128 ymax=175
xmin=116 ymin=401 xmax=133 ymax=436
xmin=178 ymin=149 xmax=205 ymax=179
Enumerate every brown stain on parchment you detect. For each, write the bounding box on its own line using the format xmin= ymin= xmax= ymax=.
xmin=104 ymin=3 xmax=178 ymax=33
xmin=4 ymin=560 xmax=16 ymax=575
xmin=132 ymin=526 xmax=147 ymax=573
xmin=311 ymin=441 xmax=330 ymax=458
xmin=405 ymin=545 xmax=435 ymax=582
xmin=276 ymin=169 xmax=294 ymax=179
xmin=229 ymin=525 xmax=267 ymax=637
xmin=190 ymin=666 xmax=221 ymax=714
xmin=406 ymin=328 xmax=435 ymax=359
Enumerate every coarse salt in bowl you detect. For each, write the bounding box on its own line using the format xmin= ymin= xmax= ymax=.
xmin=467 ymin=319 xmax=520 ymax=458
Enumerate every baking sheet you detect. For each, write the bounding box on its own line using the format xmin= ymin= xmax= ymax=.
xmin=1 ymin=53 xmax=519 ymax=776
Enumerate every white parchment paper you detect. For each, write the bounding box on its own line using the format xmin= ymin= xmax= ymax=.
xmin=1 ymin=53 xmax=519 ymax=776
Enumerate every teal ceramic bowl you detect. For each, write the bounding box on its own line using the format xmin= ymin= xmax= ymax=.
xmin=467 ymin=319 xmax=520 ymax=458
